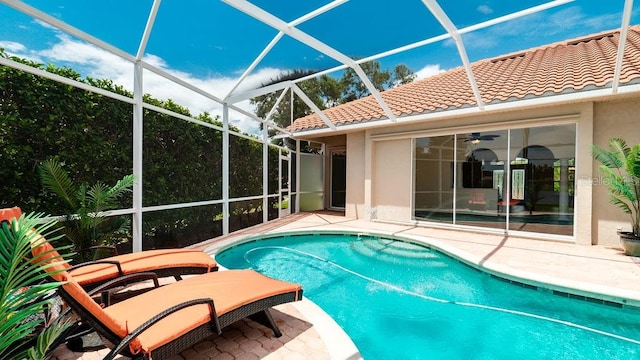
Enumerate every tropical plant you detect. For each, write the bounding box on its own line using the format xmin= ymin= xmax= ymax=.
xmin=592 ymin=137 xmax=640 ymax=236
xmin=0 ymin=212 xmax=70 ymax=360
xmin=38 ymin=158 xmax=135 ymax=261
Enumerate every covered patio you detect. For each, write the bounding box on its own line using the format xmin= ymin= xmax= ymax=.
xmin=2 ymin=0 xmax=638 ymax=250
xmin=50 ymin=211 xmax=640 ymax=359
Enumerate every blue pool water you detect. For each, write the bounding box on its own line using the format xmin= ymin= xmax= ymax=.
xmin=215 ymin=233 xmax=640 ymax=359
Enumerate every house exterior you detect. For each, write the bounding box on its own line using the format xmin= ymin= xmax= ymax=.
xmin=288 ymin=25 xmax=640 ymax=247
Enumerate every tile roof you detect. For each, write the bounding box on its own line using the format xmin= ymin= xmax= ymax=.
xmin=290 ymin=25 xmax=640 ymax=133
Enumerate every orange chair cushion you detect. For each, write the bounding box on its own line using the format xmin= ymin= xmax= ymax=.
xmin=69 ymin=249 xmax=217 ymax=286
xmin=0 ymin=206 xmax=22 ymax=224
xmin=29 ymin=232 xmax=72 ymax=282
xmin=103 ymin=270 xmax=302 ymax=355
xmin=61 ymin=277 xmax=143 ymax=352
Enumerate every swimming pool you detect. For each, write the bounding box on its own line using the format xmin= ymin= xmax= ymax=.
xmin=215 ymin=232 xmax=640 ymax=359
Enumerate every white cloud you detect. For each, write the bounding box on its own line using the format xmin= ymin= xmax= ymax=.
xmin=138 ymin=63 xmax=283 ymax=135
xmin=0 ymin=41 xmax=26 ymax=53
xmin=491 ymin=6 xmax=620 ymax=40
xmin=415 ymin=64 xmax=444 ymax=80
xmin=477 ymin=5 xmax=493 ymax=15
xmin=6 ymin=33 xmax=286 ymax=136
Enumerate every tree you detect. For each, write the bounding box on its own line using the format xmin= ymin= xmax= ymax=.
xmin=251 ymin=60 xmax=416 ymax=134
xmin=340 ymin=61 xmax=391 ymax=102
xmin=391 ymin=64 xmax=417 ymax=88
xmin=251 ymin=70 xmax=341 ymax=131
xmin=250 ymin=70 xmax=342 ymax=150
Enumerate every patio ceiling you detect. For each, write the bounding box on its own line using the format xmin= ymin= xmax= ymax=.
xmin=0 ymin=0 xmax=637 ymax=138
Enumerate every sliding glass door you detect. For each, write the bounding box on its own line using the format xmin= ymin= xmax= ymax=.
xmin=330 ymin=149 xmax=346 ymax=209
xmin=413 ymin=123 xmax=575 ymax=237
xmin=508 ymin=125 xmax=575 ymax=236
xmin=414 ymin=135 xmax=455 ymax=223
xmin=454 ymin=130 xmax=508 ymax=230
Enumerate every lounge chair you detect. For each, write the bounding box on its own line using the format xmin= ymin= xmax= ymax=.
xmin=0 ymin=207 xmax=218 ymax=290
xmin=31 ymin=231 xmax=303 ymax=360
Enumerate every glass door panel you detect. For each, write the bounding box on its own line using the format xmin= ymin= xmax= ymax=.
xmin=330 ymin=150 xmax=346 ymax=209
xmin=454 ymin=131 xmax=508 ymax=230
xmin=508 ymin=125 xmax=575 ymax=235
xmin=414 ymin=135 xmax=455 ymax=223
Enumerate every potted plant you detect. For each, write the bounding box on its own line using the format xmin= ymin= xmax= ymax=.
xmin=38 ymin=159 xmax=135 ymax=261
xmin=592 ymin=137 xmax=640 ymax=255
xmin=0 ymin=212 xmax=70 ymax=359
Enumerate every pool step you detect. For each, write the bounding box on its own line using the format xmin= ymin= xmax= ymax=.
xmin=351 ymin=237 xmax=439 ymax=260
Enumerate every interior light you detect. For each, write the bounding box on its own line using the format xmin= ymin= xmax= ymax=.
xmin=471 ymin=139 xmax=481 ymax=144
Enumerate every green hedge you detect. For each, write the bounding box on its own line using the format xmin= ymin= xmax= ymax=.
xmin=0 ymin=50 xmax=284 ymax=248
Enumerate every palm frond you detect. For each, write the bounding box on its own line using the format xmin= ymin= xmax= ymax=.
xmin=38 ymin=158 xmax=135 ymax=255
xmin=108 ymin=174 xmax=135 ymax=200
xmin=608 ymin=177 xmax=638 ymax=201
xmin=592 ymin=143 xmax=624 ymax=169
xmin=38 ymin=159 xmax=78 ymax=210
xmin=26 ymin=316 xmax=71 ymax=360
xmin=608 ymin=137 xmax=630 ymax=159
xmin=0 ymin=213 xmax=70 ymax=359
xmin=90 ymin=175 xmax=135 ymax=214
xmin=627 ymin=145 xmax=640 ymax=179
xmin=86 ymin=182 xmax=112 ymax=215
xmin=610 ymin=194 xmax=632 ymax=214
xmin=110 ymin=216 xmax=132 ymax=235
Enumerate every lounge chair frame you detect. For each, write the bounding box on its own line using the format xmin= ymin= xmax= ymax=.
xmin=55 ymin=277 xmax=301 ymax=360
xmin=1 ymin=206 xmax=218 ymax=291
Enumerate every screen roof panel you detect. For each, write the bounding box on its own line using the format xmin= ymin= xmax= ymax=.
xmin=20 ymin=0 xmax=151 ymax=55
xmin=1 ymin=0 xmax=639 ymax=137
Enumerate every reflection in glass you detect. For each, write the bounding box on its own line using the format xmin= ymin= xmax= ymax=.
xmin=414 ymin=135 xmax=455 ymax=223
xmin=331 ymin=150 xmax=346 ymax=208
xmin=413 ymin=124 xmax=576 ymax=237
xmin=455 ymin=131 xmax=508 ymax=230
xmin=509 ymin=125 xmax=575 ymax=235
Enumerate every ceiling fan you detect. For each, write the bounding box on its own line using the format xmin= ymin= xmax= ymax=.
xmin=464 ymin=132 xmax=500 ymax=144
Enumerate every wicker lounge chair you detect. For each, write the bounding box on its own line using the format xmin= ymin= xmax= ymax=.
xmin=31 ymin=233 xmax=303 ymax=360
xmin=0 ymin=207 xmax=218 ymax=291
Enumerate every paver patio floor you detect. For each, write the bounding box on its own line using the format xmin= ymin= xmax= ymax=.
xmin=51 ymin=211 xmax=640 ymax=359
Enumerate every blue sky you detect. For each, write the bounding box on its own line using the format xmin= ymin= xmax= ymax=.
xmin=0 ymin=0 xmax=637 ymax=133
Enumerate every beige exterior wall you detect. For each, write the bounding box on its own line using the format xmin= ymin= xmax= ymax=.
xmin=592 ymin=98 xmax=640 ymax=246
xmin=307 ymin=95 xmax=640 ymax=246
xmin=345 ymin=132 xmax=365 ymax=218
xmin=359 ymin=103 xmax=596 ymax=244
xmin=371 ymin=138 xmax=413 ymax=222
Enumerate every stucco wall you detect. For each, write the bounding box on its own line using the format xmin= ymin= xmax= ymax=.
xmin=345 ymin=132 xmax=365 ymax=218
xmin=372 ymin=138 xmax=412 ymax=222
xmin=307 ymin=97 xmax=640 ymax=246
xmin=592 ymin=98 xmax=640 ymax=246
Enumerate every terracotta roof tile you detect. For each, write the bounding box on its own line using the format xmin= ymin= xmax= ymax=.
xmin=290 ymin=25 xmax=640 ymax=132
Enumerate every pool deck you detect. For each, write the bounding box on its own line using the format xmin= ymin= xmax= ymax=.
xmin=51 ymin=211 xmax=640 ymax=359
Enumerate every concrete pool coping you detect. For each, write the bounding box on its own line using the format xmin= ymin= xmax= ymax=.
xmin=204 ymin=212 xmax=640 ymax=309
xmin=51 ymin=211 xmax=640 ymax=359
